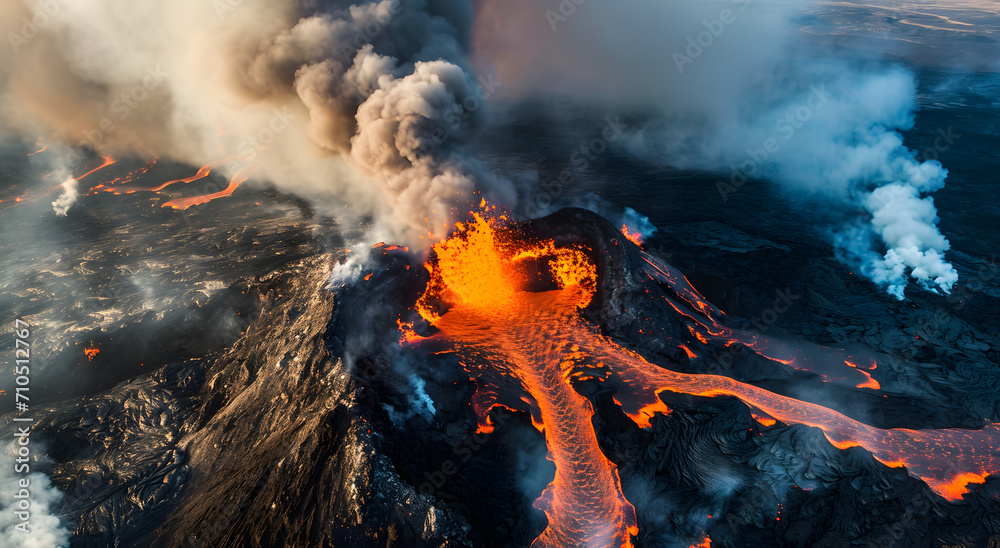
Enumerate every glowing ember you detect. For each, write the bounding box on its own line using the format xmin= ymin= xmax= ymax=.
xmin=403 ymin=207 xmax=1000 ymax=547
xmin=621 ymin=224 xmax=643 ymax=245
xmin=84 ymin=343 xmax=100 ymax=361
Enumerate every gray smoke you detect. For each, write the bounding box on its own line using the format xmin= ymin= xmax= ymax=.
xmin=0 ymin=0 xmax=509 ymax=245
xmin=471 ymin=0 xmax=958 ymax=299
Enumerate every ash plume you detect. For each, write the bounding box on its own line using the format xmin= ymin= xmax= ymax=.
xmin=0 ymin=0 xmax=508 ymax=245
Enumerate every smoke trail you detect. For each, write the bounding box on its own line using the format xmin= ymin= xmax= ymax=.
xmin=0 ymin=0 xmax=959 ymax=290
xmin=0 ymin=0 xmax=508 ymax=245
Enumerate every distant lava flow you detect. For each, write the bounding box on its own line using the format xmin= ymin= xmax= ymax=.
xmin=402 ymin=207 xmax=1000 ymax=547
xmin=86 ymin=155 xmax=254 ymax=209
xmin=161 ymin=165 xmax=258 ymax=210
xmin=74 ymin=155 xmax=117 ymax=180
xmin=638 ymin=254 xmax=882 ymax=390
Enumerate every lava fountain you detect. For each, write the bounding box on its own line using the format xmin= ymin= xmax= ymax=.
xmin=401 ymin=205 xmax=1000 ymax=548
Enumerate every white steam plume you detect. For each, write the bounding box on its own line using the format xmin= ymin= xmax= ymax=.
xmin=0 ymin=0 xmax=509 ymax=246
xmin=0 ymin=442 xmax=70 ymax=548
xmin=862 ymin=184 xmax=957 ymax=299
xmin=470 ymin=0 xmax=958 ymax=299
xmin=624 ymin=62 xmax=958 ymax=300
xmin=50 ymin=177 xmax=78 ymax=217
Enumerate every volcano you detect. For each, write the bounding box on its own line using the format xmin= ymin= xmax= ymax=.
xmin=12 ymin=205 xmax=997 ymax=548
xmin=3 ymin=1 xmax=1000 ymax=546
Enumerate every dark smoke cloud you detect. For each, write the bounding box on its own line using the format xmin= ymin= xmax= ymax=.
xmin=0 ymin=0 xmax=509 ymax=245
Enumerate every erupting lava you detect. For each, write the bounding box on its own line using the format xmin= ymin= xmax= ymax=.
xmin=404 ymin=206 xmax=638 ymax=548
xmin=402 ymin=206 xmax=1000 ymax=547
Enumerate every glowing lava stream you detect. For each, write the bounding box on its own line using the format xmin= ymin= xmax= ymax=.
xmin=639 ymin=253 xmax=883 ymax=390
xmin=402 ymin=208 xmax=1000 ymax=547
xmin=404 ymin=208 xmax=637 ymax=547
xmin=161 ymin=165 xmax=258 ymax=210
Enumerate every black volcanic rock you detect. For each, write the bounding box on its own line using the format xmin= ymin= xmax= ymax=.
xmin=7 ymin=207 xmax=999 ymax=548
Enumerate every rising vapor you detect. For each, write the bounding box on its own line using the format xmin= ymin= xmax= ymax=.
xmin=50 ymin=177 xmax=77 ymax=216
xmin=471 ymin=0 xmax=959 ymax=299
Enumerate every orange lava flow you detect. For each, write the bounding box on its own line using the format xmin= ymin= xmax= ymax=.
xmin=127 ymin=162 xmax=214 ymax=193
xmin=88 ymin=158 xmax=159 ymax=194
xmin=161 ymin=165 xmax=257 ymax=210
xmin=639 ymin=253 xmax=882 ymax=390
xmin=75 ymin=156 xmax=117 ymax=180
xmin=403 ymin=209 xmax=1000 ymax=546
xmin=405 ymin=210 xmax=638 ymax=548
xmin=604 ymin=343 xmax=999 ymax=500
xmin=122 ymin=156 xmax=244 ymax=194
xmin=621 ymin=224 xmax=643 ymax=246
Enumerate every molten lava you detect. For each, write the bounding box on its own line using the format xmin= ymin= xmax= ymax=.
xmin=403 ymin=207 xmax=1000 ymax=547
xmin=689 ymin=535 xmax=712 ymax=548
xmin=640 ymin=254 xmax=885 ymax=390
xmin=621 ymin=224 xmax=643 ymax=246
xmin=161 ymin=165 xmax=257 ymax=210
xmin=86 ymin=158 xmax=158 ymax=195
xmin=405 ymin=209 xmax=637 ymax=548
xmin=75 ymin=156 xmax=117 ymax=180
xmin=124 ymin=161 xmax=217 ymax=193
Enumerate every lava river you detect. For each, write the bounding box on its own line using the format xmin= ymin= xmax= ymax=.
xmin=401 ymin=207 xmax=1000 ymax=548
